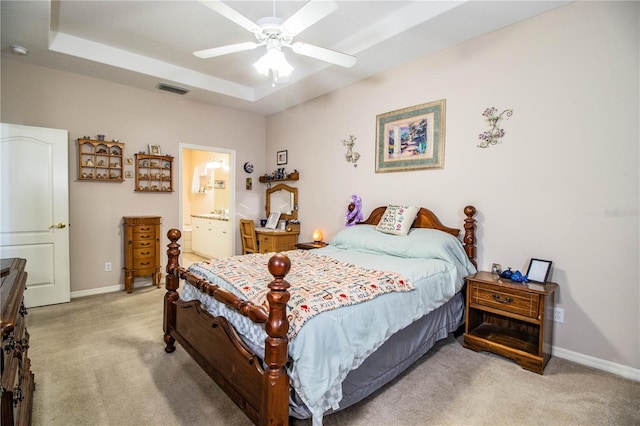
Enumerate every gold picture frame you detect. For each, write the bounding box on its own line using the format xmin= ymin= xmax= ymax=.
xmin=375 ymin=99 xmax=446 ymax=173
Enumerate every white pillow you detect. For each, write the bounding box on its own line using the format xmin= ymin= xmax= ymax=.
xmin=375 ymin=205 xmax=419 ymax=236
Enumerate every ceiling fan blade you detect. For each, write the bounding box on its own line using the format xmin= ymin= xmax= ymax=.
xmin=291 ymin=42 xmax=357 ymax=68
xmin=283 ymin=0 xmax=338 ymax=36
xmin=200 ymin=0 xmax=261 ymax=33
xmin=194 ymin=42 xmax=259 ymax=59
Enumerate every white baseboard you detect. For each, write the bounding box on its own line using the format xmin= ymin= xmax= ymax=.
xmin=553 ymin=345 xmax=640 ymax=382
xmin=71 ymin=278 xmax=155 ymax=299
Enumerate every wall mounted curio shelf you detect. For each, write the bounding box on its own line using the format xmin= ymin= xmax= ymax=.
xmin=77 ymin=138 xmax=125 ymax=182
xmin=258 ymin=171 xmax=299 ymax=184
xmin=135 ymin=153 xmax=174 ymax=192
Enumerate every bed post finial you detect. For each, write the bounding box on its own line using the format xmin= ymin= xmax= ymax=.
xmin=262 ymin=253 xmax=291 ymax=425
xmin=164 ymin=228 xmax=182 ymax=353
xmin=463 ymin=206 xmax=477 ymax=268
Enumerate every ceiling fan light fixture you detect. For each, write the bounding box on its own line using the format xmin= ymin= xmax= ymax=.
xmin=253 ymin=47 xmax=293 ymax=79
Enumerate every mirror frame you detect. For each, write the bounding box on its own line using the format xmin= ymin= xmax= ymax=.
xmin=266 ymin=183 xmax=298 ymax=221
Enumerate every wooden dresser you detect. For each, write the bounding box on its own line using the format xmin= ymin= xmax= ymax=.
xmin=123 ymin=216 xmax=162 ymax=293
xmin=1 ymin=258 xmax=34 ymax=426
xmin=464 ymin=271 xmax=558 ymax=374
xmin=255 ymin=228 xmax=299 ymax=253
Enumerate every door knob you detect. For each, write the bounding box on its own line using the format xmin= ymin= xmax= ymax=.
xmin=50 ymin=222 xmax=66 ymax=229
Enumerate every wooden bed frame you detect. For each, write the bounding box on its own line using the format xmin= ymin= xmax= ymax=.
xmin=163 ymin=205 xmax=477 ymax=426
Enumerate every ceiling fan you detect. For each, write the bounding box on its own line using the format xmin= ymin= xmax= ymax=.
xmin=195 ymin=0 xmax=357 ymax=85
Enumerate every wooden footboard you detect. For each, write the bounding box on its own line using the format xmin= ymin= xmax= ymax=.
xmin=163 ymin=229 xmax=290 ymax=426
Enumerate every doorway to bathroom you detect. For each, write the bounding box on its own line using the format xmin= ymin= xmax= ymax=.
xmin=179 ymin=143 xmax=235 ymax=257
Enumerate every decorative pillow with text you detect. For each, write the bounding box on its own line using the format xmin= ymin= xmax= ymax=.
xmin=375 ymin=205 xmax=419 ymax=236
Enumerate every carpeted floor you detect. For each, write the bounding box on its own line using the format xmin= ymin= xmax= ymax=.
xmin=26 ymin=285 xmax=639 ymax=426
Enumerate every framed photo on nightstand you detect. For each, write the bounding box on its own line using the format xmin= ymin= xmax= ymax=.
xmin=526 ymin=258 xmax=552 ymax=283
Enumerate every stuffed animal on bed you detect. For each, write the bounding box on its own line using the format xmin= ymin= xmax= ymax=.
xmin=345 ymin=194 xmax=363 ymax=227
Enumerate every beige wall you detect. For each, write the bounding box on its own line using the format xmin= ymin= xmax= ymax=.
xmin=266 ymin=2 xmax=639 ymax=371
xmin=1 ymin=62 xmax=267 ymax=292
xmin=1 ymin=1 xmax=637 ymax=375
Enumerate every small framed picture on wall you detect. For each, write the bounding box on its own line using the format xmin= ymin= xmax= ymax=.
xmin=148 ymin=144 xmax=161 ymax=155
xmin=277 ymin=150 xmax=288 ymax=165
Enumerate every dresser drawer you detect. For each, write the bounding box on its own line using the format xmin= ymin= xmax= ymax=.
xmin=133 ymin=239 xmax=154 ymax=249
xmin=132 ymin=258 xmax=156 ymax=269
xmin=133 ymin=225 xmax=155 ymax=234
xmin=132 ymin=232 xmax=155 ymax=242
xmin=470 ymin=282 xmax=540 ymax=319
xmin=133 ymin=247 xmax=155 ymax=259
xmin=258 ymin=234 xmax=276 ymax=253
xmin=1 ymin=350 xmax=22 ymax=420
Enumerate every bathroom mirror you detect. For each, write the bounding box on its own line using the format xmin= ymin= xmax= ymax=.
xmin=266 ymin=183 xmax=298 ymax=221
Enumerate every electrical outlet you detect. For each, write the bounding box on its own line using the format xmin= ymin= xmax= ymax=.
xmin=105 ymin=262 xmax=112 ymax=272
xmin=552 ymin=307 xmax=564 ymax=323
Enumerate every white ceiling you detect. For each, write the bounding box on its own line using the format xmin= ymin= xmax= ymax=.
xmin=1 ymin=1 xmax=570 ymax=116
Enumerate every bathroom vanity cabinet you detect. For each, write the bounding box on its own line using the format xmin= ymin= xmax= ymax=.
xmin=191 ymin=215 xmax=231 ymax=259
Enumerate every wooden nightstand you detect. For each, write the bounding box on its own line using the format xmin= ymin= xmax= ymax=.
xmin=294 ymin=242 xmax=328 ymax=250
xmin=463 ymin=271 xmax=558 ymax=374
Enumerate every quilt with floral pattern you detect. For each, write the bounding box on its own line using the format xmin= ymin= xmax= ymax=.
xmin=197 ymin=250 xmax=414 ymax=338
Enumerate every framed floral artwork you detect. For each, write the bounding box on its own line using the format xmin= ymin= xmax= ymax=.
xmin=375 ymin=99 xmax=446 ymax=173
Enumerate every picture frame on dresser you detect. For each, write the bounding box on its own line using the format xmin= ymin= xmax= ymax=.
xmin=526 ymin=258 xmax=552 ymax=283
xmin=265 ymin=211 xmax=281 ymax=229
xmin=148 ymin=144 xmax=161 ymax=155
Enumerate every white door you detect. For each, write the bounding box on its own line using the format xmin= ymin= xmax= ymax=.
xmin=0 ymin=123 xmax=71 ymax=307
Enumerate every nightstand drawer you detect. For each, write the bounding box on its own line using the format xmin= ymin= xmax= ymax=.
xmin=470 ymin=282 xmax=540 ymax=319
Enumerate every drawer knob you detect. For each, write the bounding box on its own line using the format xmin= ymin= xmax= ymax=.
xmin=4 ymin=333 xmax=16 ymax=353
xmin=492 ymin=293 xmax=513 ymax=304
xmin=13 ymin=383 xmax=24 ymax=406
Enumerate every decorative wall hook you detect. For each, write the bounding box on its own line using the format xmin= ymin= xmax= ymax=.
xmin=342 ymin=135 xmax=360 ymax=167
xmin=478 ymin=107 xmax=513 ymax=148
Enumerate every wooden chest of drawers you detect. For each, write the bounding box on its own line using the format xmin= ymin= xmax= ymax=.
xmin=1 ymin=258 xmax=35 ymax=426
xmin=256 ymin=229 xmax=299 ymax=253
xmin=123 ymin=216 xmax=161 ymax=293
xmin=463 ymin=271 xmax=558 ymax=374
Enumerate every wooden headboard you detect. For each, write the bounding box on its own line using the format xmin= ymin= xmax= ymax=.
xmin=358 ymin=205 xmax=477 ymax=267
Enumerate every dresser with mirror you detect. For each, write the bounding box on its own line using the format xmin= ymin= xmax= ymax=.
xmin=256 ymin=183 xmax=300 ymax=253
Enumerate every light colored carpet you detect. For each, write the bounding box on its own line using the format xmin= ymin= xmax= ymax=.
xmin=26 ymin=286 xmax=639 ymax=426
